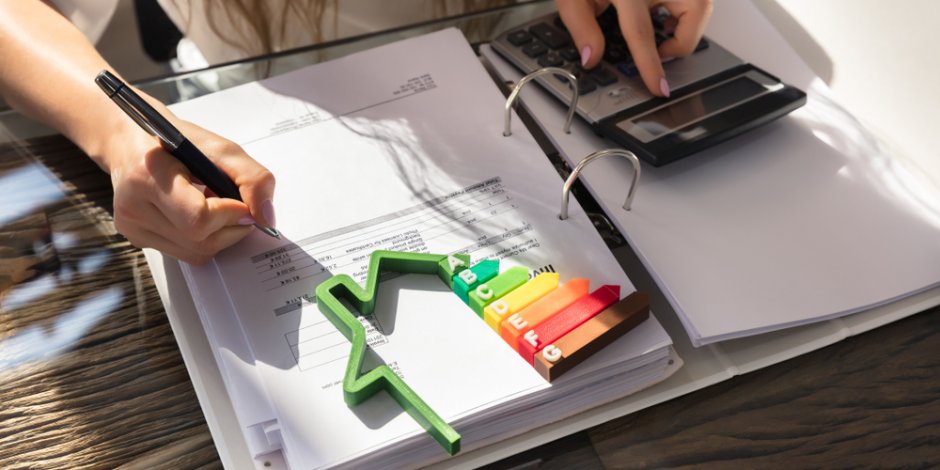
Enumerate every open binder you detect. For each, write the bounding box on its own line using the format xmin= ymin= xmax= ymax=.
xmin=145 ymin=2 xmax=940 ymax=469
xmin=152 ymin=27 xmax=679 ymax=469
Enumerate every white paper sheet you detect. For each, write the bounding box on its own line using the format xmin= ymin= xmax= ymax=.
xmin=169 ymin=28 xmax=672 ymax=469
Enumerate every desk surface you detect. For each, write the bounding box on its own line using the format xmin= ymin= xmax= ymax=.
xmin=1 ymin=2 xmax=938 ymax=468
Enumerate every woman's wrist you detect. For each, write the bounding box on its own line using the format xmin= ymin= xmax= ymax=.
xmin=78 ymin=87 xmax=169 ymax=174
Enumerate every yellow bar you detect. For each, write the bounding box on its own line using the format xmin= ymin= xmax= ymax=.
xmin=483 ymin=273 xmax=559 ymax=331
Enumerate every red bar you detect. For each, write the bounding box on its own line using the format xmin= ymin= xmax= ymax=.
xmin=517 ymin=284 xmax=620 ymax=365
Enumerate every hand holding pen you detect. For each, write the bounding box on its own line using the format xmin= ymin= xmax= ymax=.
xmin=95 ymin=70 xmax=278 ymax=265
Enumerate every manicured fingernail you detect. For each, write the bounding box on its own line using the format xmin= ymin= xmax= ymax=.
xmin=660 ymin=56 xmax=676 ymax=63
xmin=580 ymin=46 xmax=592 ymax=67
xmin=261 ymin=199 xmax=277 ymax=227
xmin=238 ymin=215 xmax=255 ymax=226
xmin=660 ymin=77 xmax=671 ymax=98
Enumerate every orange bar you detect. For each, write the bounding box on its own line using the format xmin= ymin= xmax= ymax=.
xmin=499 ymin=278 xmax=589 ymax=352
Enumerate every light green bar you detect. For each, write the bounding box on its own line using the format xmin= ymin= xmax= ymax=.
xmin=467 ymin=266 xmax=530 ymax=317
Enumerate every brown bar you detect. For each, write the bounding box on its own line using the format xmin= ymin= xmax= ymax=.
xmin=533 ymin=291 xmax=650 ymax=382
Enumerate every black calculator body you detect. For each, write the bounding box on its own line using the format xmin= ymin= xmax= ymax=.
xmin=491 ymin=8 xmax=807 ymax=166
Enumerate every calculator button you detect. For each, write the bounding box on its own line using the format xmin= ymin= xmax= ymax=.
xmin=573 ymin=75 xmax=597 ymax=94
xmin=529 ymin=23 xmax=571 ymax=49
xmin=589 ymin=67 xmax=617 ymax=86
xmin=655 ymin=32 xmax=669 ymax=47
xmin=603 ymin=25 xmax=624 ymax=42
xmin=560 ymin=46 xmax=580 ymax=62
xmin=507 ymin=30 xmax=533 ymax=46
xmin=556 ymin=64 xmax=583 ymax=80
xmin=603 ymin=45 xmax=629 ymax=64
xmin=522 ymin=42 xmax=548 ymax=58
xmin=537 ymin=51 xmax=563 ymax=68
xmin=553 ymin=16 xmax=568 ymax=31
xmin=553 ymin=66 xmax=595 ymax=93
xmin=596 ymin=7 xmax=619 ymax=32
xmin=616 ymin=62 xmax=639 ymax=77
xmin=652 ymin=12 xmax=667 ymax=30
xmin=694 ymin=38 xmax=710 ymax=52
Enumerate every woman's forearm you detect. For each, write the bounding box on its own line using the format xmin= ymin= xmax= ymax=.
xmin=0 ymin=0 xmax=136 ymax=169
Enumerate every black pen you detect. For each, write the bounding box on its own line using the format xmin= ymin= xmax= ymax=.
xmin=94 ymin=70 xmax=280 ymax=239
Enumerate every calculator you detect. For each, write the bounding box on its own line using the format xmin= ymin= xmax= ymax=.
xmin=490 ymin=7 xmax=807 ymax=166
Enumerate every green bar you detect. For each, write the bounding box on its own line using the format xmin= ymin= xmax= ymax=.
xmin=468 ymin=266 xmax=530 ymax=317
xmin=452 ymin=259 xmax=499 ymax=303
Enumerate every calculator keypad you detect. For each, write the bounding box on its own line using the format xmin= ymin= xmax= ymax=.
xmin=491 ymin=9 xmax=805 ymax=166
xmin=491 ymin=8 xmax=745 ymax=125
xmin=500 ymin=7 xmax=709 ymax=98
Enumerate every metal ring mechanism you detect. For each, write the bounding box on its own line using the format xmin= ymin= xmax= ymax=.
xmin=504 ymin=67 xmax=579 ymax=137
xmin=560 ymin=149 xmax=641 ymax=220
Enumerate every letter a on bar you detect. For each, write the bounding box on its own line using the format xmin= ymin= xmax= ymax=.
xmin=437 ymin=253 xmax=470 ymax=289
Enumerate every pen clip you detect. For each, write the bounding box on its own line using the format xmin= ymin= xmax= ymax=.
xmin=95 ymin=71 xmax=183 ymax=150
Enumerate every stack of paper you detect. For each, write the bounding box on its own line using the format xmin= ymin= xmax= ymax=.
xmin=169 ymin=29 xmax=678 ymax=469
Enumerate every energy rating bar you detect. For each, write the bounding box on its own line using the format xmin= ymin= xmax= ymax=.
xmin=467 ymin=266 xmax=530 ymax=317
xmin=453 ymin=259 xmax=499 ymax=303
xmin=483 ymin=273 xmax=559 ymax=331
xmin=516 ymin=285 xmax=620 ymax=365
xmin=500 ymin=278 xmax=589 ymax=352
xmin=533 ymin=292 xmax=650 ymax=381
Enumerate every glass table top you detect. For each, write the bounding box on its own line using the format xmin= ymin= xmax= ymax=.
xmin=0 ymin=2 xmax=564 ymax=467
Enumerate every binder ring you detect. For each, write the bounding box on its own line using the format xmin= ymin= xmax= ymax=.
xmin=560 ymin=149 xmax=641 ymax=220
xmin=504 ymin=67 xmax=579 ymax=137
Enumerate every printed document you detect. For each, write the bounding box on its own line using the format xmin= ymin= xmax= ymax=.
xmin=170 ymin=28 xmax=674 ymax=469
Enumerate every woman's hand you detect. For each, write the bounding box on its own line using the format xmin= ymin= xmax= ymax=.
xmin=557 ymin=0 xmax=713 ymax=97
xmin=0 ymin=1 xmax=274 ymax=265
xmin=101 ymin=113 xmax=276 ymax=265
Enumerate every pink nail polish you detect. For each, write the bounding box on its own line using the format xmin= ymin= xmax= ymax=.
xmin=261 ymin=199 xmax=277 ymax=227
xmin=580 ymin=46 xmax=592 ymax=67
xmin=238 ymin=215 xmax=255 ymax=225
xmin=659 ymin=77 xmax=671 ymax=98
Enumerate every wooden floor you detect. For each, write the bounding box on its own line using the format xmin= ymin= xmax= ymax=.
xmin=2 ymin=136 xmax=938 ymax=469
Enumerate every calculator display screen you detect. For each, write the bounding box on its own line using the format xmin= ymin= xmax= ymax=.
xmin=631 ymin=77 xmax=766 ymax=138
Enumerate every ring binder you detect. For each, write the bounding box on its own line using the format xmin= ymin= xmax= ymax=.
xmin=161 ymin=30 xmax=678 ymax=469
xmin=560 ymin=149 xmax=640 ymax=220
xmin=503 ymin=67 xmax=578 ymax=137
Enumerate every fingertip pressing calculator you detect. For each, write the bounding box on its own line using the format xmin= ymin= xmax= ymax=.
xmin=491 ymin=7 xmax=807 ymax=166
